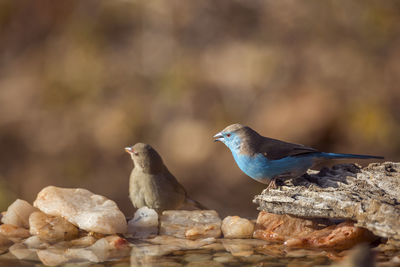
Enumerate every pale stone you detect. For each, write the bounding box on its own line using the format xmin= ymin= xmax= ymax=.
xmin=0 ymin=224 xmax=30 ymax=239
xmin=83 ymin=235 xmax=130 ymax=261
xmin=37 ymin=248 xmax=68 ymax=266
xmin=1 ymin=199 xmax=37 ymax=228
xmin=29 ymin=211 xmax=79 ymax=242
xmin=33 ymin=186 xmax=127 ymax=234
xmin=23 ymin=235 xmax=50 ymax=249
xmin=37 ymin=235 xmax=130 ymax=266
xmin=160 ymin=210 xmax=221 ymax=239
xmin=9 ymin=243 xmax=39 ymax=261
xmin=221 ymin=239 xmax=268 ymax=257
xmin=147 ymin=235 xmax=216 ymax=249
xmin=221 ymin=216 xmax=254 ymax=238
xmin=131 ymin=236 xmax=215 ymax=266
xmin=213 ymin=253 xmax=236 ymax=263
xmin=65 ymin=235 xmax=130 ymax=263
xmin=184 ymin=253 xmax=212 ymax=262
xmin=0 ymin=234 xmax=12 ymax=247
xmin=68 ymin=235 xmax=97 ymax=247
xmin=201 ymin=242 xmax=225 ymax=251
xmin=127 ymin=207 xmax=158 ymax=238
xmin=47 ymin=235 xmax=97 ymax=250
xmin=130 ymin=243 xmax=183 ymax=267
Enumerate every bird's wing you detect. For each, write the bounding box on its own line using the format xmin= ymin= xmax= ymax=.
xmin=164 ymin=169 xmax=187 ymax=196
xmin=163 ymin=170 xmax=206 ymax=210
xmin=256 ymin=136 xmax=318 ymax=160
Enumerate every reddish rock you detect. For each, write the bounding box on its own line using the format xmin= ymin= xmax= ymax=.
xmin=253 ymin=212 xmax=377 ymax=250
xmin=286 ymin=221 xmax=378 ymax=250
xmin=253 ymin=211 xmax=329 ymax=242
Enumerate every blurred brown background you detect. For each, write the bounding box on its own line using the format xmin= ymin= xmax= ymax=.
xmin=0 ymin=0 xmax=399 ymax=218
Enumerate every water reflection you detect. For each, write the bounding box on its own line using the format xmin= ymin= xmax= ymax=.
xmin=129 ymin=236 xmax=333 ymax=267
xmin=0 ymin=236 xmax=398 ymax=266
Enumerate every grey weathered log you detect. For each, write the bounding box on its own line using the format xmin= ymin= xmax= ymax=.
xmin=253 ymin=162 xmax=400 ymax=241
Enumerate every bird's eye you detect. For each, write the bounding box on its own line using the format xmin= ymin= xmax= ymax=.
xmin=226 ymin=133 xmax=231 ymax=137
xmin=134 ymin=152 xmax=139 ymax=156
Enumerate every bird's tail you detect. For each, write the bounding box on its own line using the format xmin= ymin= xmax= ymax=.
xmin=318 ymin=152 xmax=384 ymax=160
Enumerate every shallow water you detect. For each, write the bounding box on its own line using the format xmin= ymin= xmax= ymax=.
xmin=0 ymin=240 xmax=335 ymax=266
xmin=0 ymin=237 xmax=397 ymax=266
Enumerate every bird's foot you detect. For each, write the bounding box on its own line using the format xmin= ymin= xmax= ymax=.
xmin=266 ymin=179 xmax=278 ymax=190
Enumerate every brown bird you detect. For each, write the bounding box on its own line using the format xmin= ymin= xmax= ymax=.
xmin=125 ymin=143 xmax=206 ymax=213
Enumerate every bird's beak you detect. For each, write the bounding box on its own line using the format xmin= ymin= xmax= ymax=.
xmin=125 ymin=147 xmax=134 ymax=154
xmin=213 ymin=132 xmax=224 ymax=142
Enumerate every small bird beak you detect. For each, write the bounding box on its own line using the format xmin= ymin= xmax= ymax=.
xmin=213 ymin=132 xmax=224 ymax=142
xmin=125 ymin=147 xmax=134 ymax=154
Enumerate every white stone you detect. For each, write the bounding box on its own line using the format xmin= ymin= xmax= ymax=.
xmin=128 ymin=207 xmax=158 ymax=238
xmin=1 ymin=199 xmax=37 ymax=228
xmin=33 ymin=186 xmax=127 ymax=234
xmin=23 ymin=235 xmax=50 ymax=249
xmin=221 ymin=216 xmax=254 ymax=238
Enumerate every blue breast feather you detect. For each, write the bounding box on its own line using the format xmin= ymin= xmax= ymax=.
xmin=232 ymin=152 xmax=315 ymax=182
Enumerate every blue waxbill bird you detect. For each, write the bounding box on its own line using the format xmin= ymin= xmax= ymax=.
xmin=214 ymin=123 xmax=383 ymax=188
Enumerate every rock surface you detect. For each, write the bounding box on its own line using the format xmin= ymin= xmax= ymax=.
xmin=253 ymin=212 xmax=376 ymax=250
xmin=1 ymin=199 xmax=37 ymax=228
xmin=253 ymin=211 xmax=332 ymax=242
xmin=221 ymin=216 xmax=254 ymax=239
xmin=29 ymin=211 xmax=79 ymax=242
xmin=284 ymin=221 xmax=377 ymax=250
xmin=160 ymin=210 xmax=222 ymax=239
xmin=253 ymin=162 xmax=400 ymax=242
xmin=0 ymin=224 xmax=30 ymax=240
xmin=127 ymin=207 xmax=158 ymax=238
xmin=33 ymin=186 xmax=127 ymax=234
xmin=0 ymin=234 xmax=12 ymax=247
xmin=9 ymin=243 xmax=40 ymax=261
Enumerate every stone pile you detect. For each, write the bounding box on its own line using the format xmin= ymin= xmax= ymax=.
xmin=0 ymin=162 xmax=399 ymax=266
xmin=253 ymin=162 xmax=400 ymax=244
xmin=0 ymin=186 xmax=129 ymax=266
